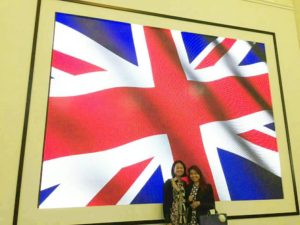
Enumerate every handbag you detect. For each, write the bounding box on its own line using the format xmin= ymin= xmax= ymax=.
xmin=198 ymin=209 xmax=227 ymax=225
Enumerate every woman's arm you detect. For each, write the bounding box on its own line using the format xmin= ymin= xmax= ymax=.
xmin=199 ymin=184 xmax=215 ymax=212
xmin=163 ymin=180 xmax=173 ymax=223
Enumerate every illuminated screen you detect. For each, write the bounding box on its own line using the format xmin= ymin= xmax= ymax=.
xmin=39 ymin=12 xmax=283 ymax=208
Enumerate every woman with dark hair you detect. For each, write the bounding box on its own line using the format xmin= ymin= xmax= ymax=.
xmin=163 ymin=160 xmax=187 ymax=225
xmin=186 ymin=165 xmax=215 ymax=225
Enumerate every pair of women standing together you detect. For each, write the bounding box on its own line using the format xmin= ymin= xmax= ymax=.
xmin=163 ymin=160 xmax=215 ymax=225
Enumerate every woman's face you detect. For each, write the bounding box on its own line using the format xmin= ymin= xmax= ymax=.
xmin=174 ymin=163 xmax=185 ymax=177
xmin=189 ymin=169 xmax=200 ymax=183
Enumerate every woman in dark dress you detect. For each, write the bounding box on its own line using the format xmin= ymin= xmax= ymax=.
xmin=186 ymin=165 xmax=215 ymax=225
xmin=163 ymin=160 xmax=187 ymax=225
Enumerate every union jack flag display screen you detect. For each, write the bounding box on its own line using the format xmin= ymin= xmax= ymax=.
xmin=39 ymin=12 xmax=283 ymax=208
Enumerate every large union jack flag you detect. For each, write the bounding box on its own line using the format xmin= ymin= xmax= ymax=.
xmin=39 ymin=13 xmax=283 ymax=208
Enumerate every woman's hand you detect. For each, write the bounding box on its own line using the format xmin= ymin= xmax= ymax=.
xmin=171 ymin=178 xmax=179 ymax=191
xmin=188 ymin=195 xmax=194 ymax=202
xmin=191 ymin=201 xmax=201 ymax=209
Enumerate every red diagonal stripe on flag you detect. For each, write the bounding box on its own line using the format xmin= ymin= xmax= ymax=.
xmin=239 ymin=130 xmax=278 ymax=152
xmin=195 ymin=38 xmax=236 ymax=69
xmin=87 ymin=158 xmax=152 ymax=206
xmin=52 ymin=50 xmax=105 ymax=75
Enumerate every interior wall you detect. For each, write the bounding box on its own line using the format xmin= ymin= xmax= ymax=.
xmin=1 ymin=0 xmax=300 ymax=225
xmin=0 ymin=1 xmax=39 ymax=225
xmin=293 ymin=0 xmax=300 ymax=45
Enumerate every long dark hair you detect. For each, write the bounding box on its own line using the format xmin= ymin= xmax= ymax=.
xmin=171 ymin=160 xmax=187 ymax=178
xmin=188 ymin=165 xmax=207 ymax=190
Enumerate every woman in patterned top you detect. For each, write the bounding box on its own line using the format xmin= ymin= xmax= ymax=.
xmin=186 ymin=165 xmax=215 ymax=225
xmin=163 ymin=160 xmax=187 ymax=225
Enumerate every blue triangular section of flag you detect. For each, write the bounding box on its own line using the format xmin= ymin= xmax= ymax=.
xmin=265 ymin=122 xmax=275 ymax=131
xmin=182 ymin=32 xmax=217 ymax=63
xmin=39 ymin=184 xmax=60 ymax=205
xmin=55 ymin=13 xmax=138 ymax=65
xmin=217 ymin=148 xmax=283 ymax=200
xmin=239 ymin=42 xmax=266 ymax=66
xmin=131 ymin=166 xmax=164 ymax=204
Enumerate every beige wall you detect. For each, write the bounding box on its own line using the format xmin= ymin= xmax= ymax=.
xmin=294 ymin=0 xmax=300 ymax=44
xmin=1 ymin=0 xmax=300 ymax=224
xmin=0 ymin=0 xmax=39 ymax=225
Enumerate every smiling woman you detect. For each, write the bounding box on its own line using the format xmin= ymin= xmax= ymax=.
xmin=163 ymin=160 xmax=188 ymax=225
xmin=186 ymin=165 xmax=215 ymax=225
